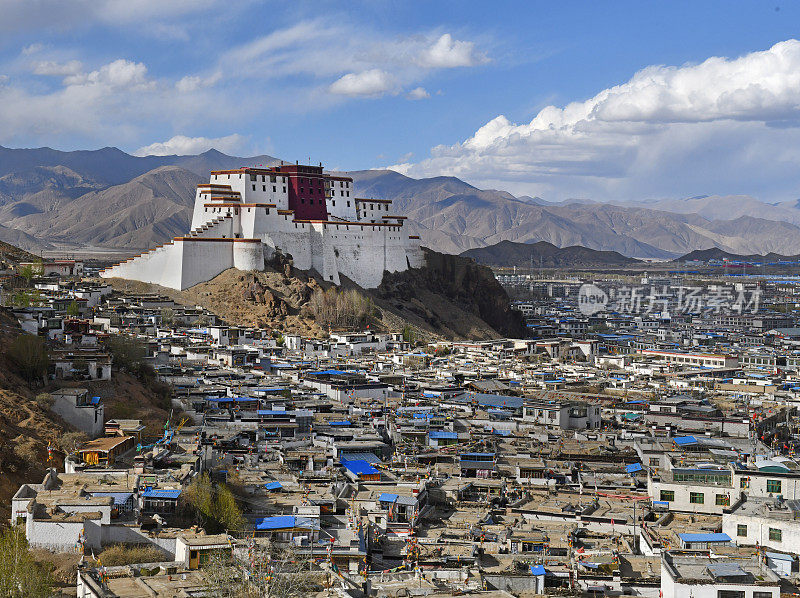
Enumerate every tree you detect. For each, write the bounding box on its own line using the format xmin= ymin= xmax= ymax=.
xmin=59 ymin=431 xmax=89 ymax=454
xmin=203 ymin=543 xmax=321 ymax=598
xmin=18 ymin=262 xmax=42 ymax=286
xmin=7 ymin=334 xmax=49 ymax=383
xmin=215 ymin=484 xmax=245 ymax=532
xmin=402 ymin=324 xmax=416 ymax=344
xmin=106 ymin=335 xmax=147 ymax=371
xmin=66 ymin=300 xmax=81 ymax=317
xmin=183 ymin=473 xmax=244 ymax=533
xmin=160 ymin=308 xmax=175 ymax=326
xmin=0 ymin=526 xmax=53 ymax=597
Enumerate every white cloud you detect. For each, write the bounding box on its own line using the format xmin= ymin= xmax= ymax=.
xmin=134 ymin=134 xmax=247 ymax=156
xmin=32 ymin=60 xmax=83 ymax=77
xmin=176 ymin=71 xmax=221 ymax=93
xmin=395 ymin=39 xmax=800 ymax=202
xmin=62 ymin=59 xmax=151 ymax=89
xmin=22 ymin=43 xmax=44 ymax=55
xmin=329 ymin=69 xmax=396 ymax=97
xmin=406 ymin=86 xmax=430 ymax=100
xmin=417 ymin=34 xmax=488 ymax=68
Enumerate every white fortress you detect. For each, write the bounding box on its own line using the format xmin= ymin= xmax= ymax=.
xmin=100 ymin=163 xmax=423 ymax=290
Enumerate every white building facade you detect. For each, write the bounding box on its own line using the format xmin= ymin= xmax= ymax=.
xmin=101 ymin=163 xmax=424 ymax=290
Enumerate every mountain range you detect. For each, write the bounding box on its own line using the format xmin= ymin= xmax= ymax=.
xmin=1 ymin=145 xmax=799 ymax=259
xmin=461 ymin=240 xmax=639 ymax=268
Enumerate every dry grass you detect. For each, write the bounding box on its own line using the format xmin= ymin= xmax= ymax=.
xmin=97 ymin=544 xmax=168 ymax=566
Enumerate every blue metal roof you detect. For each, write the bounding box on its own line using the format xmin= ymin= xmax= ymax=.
xmin=329 ymin=420 xmax=352 ymax=426
xmin=625 ymin=463 xmax=644 ymax=474
xmin=255 ymin=515 xmax=296 ymax=530
xmin=679 ymin=533 xmax=731 ymax=543
xmin=343 ymin=460 xmax=380 ymax=476
xmin=429 ymin=431 xmax=458 ymax=439
xmin=379 ymin=493 xmax=399 ymax=503
xmin=142 ymin=488 xmax=182 ymax=499
xmin=340 ymin=452 xmax=381 ymax=464
xmin=264 ymin=481 xmax=283 ymax=491
xmin=673 ymin=436 xmax=699 ymax=446
xmin=530 ymin=565 xmax=546 ymax=575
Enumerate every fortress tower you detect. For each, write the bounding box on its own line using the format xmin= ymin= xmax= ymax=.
xmin=100 ymin=163 xmax=423 ymax=290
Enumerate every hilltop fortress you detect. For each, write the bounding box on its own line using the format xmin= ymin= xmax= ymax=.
xmin=100 ymin=163 xmax=424 ymax=290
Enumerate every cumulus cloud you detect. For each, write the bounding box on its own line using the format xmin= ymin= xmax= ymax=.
xmin=63 ymin=59 xmax=151 ymax=89
xmin=417 ymin=34 xmax=488 ymax=68
xmin=394 ymin=40 xmax=800 ymax=201
xmin=329 ymin=69 xmax=396 ymax=97
xmin=134 ymin=134 xmax=247 ymax=156
xmin=406 ymin=86 xmax=430 ymax=100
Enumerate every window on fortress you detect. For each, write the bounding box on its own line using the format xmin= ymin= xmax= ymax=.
xmin=283 ymin=187 xmax=286 ymax=193
xmin=262 ymin=175 xmax=265 ymax=182
xmin=347 ymin=201 xmax=350 ymax=207
xmin=247 ymin=208 xmax=251 ymax=212
xmin=273 ymin=186 xmax=276 ymax=192
xmin=252 ymin=185 xmax=256 ymax=191
xmin=262 ymin=185 xmax=266 ymax=192
xmin=332 ymin=201 xmax=336 ymax=206
xmin=270 ymin=175 xmax=276 ymax=183
xmin=347 ymin=191 xmax=350 ymax=197
xmin=266 ymin=209 xmax=270 ymax=214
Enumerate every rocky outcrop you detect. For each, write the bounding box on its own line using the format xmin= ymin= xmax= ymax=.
xmin=375 ymin=248 xmax=526 ymax=339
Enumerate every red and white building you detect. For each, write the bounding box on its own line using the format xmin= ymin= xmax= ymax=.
xmin=101 ymin=163 xmax=423 ymax=290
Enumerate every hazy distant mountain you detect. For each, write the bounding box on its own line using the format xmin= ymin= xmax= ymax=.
xmin=350 ymin=170 xmax=800 ymax=258
xmin=678 ymin=248 xmax=800 ymax=262
xmin=0 ymin=147 xmax=279 ymax=250
xmin=1 ymin=166 xmax=202 ymax=249
xmin=0 ymin=145 xmax=800 ymax=258
xmin=461 ymin=240 xmax=639 ymax=268
xmin=0 ymin=146 xmax=279 ymax=186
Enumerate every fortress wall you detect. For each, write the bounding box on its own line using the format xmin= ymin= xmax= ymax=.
xmin=233 ymin=240 xmax=265 ymax=271
xmin=405 ymin=239 xmax=425 ymax=268
xmin=325 ymin=223 xmax=411 ymax=288
xmin=100 ymin=242 xmax=184 ymax=289
xmin=178 ymin=239 xmax=235 ymax=290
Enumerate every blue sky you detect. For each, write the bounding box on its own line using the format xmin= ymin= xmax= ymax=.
xmin=3 ymin=1 xmax=800 ymax=201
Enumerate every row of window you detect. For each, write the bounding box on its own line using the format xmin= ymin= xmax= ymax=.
xmin=249 ymin=174 xmax=284 ymax=183
xmin=737 ymin=478 xmax=782 ymax=494
xmin=659 ymin=490 xmax=730 ymax=506
xmin=252 ymin=184 xmax=286 ymax=193
xmin=736 ymin=524 xmax=782 ymax=541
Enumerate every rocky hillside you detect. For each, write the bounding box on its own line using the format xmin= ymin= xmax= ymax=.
xmin=371 ymin=249 xmax=526 ymax=339
xmin=105 ymin=250 xmax=524 ymax=341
